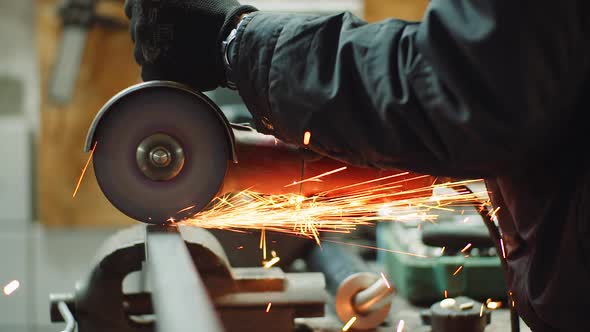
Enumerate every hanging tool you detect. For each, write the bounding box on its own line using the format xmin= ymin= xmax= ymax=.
xmin=49 ymin=0 xmax=127 ymax=104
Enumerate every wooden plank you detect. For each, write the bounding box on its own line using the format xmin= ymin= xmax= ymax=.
xmin=364 ymin=0 xmax=429 ymax=22
xmin=37 ymin=0 xmax=138 ymax=226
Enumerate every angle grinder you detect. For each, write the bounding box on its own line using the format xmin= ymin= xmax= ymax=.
xmin=85 ymin=81 xmax=433 ymax=224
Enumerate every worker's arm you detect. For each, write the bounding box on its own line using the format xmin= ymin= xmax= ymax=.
xmin=230 ymin=1 xmax=589 ymax=177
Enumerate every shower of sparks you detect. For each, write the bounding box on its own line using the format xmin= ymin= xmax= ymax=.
xmin=460 ymin=243 xmax=472 ymax=253
xmin=264 ymin=256 xmax=280 ymax=268
xmin=180 ymin=176 xmax=489 ymax=248
xmin=342 ymin=316 xmax=357 ymax=331
xmin=396 ymin=320 xmax=405 ymax=332
xmin=73 ymin=141 xmax=97 ymax=198
xmin=3 ymin=280 xmax=20 ymax=295
xmin=500 ymin=238 xmax=506 ymax=259
xmin=381 ymin=272 xmax=391 ymax=289
xmin=453 ymin=265 xmax=464 ymax=276
xmin=266 ymin=302 xmax=272 ymax=313
xmin=303 ymin=131 xmax=312 ymax=145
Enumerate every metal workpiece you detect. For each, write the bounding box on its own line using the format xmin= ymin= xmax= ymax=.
xmin=49 ymin=226 xmax=326 ymax=332
xmin=307 ymin=242 xmax=395 ymax=329
xmin=145 ymin=225 xmax=224 ymax=332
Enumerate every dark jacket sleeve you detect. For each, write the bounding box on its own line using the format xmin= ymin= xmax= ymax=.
xmin=231 ymin=1 xmax=589 ymax=178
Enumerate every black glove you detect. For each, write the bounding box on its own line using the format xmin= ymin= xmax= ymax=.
xmin=124 ymin=0 xmax=257 ymax=91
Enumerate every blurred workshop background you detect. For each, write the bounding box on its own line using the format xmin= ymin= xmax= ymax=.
xmin=0 ymin=1 xmax=530 ymax=331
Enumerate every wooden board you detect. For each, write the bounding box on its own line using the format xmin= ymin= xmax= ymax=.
xmin=37 ymin=0 xmax=139 ymax=226
xmin=364 ymin=0 xmax=429 ymax=22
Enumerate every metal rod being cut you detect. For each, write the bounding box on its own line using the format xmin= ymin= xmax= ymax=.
xmin=146 ymin=225 xmax=224 ymax=332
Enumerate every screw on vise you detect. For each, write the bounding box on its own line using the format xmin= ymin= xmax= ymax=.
xmin=351 ymin=275 xmax=395 ymax=315
xmin=335 ymin=272 xmax=395 ymax=329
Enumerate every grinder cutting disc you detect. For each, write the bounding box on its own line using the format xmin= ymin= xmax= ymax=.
xmin=91 ymin=82 xmax=230 ymax=223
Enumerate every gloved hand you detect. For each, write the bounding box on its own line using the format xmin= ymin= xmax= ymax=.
xmin=124 ymin=0 xmax=257 ymax=91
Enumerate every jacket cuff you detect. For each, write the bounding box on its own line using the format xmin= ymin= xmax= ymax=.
xmin=231 ymin=12 xmax=293 ymax=136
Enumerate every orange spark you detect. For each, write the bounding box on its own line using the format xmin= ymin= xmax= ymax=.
xmin=381 ymin=272 xmax=391 ymax=289
xmin=500 ymin=238 xmax=506 ymax=259
xmin=177 ymin=205 xmax=196 ymax=213
xmin=284 ymin=166 xmax=347 ymax=188
xmin=264 ymin=256 xmax=280 ymax=268
xmin=342 ymin=316 xmax=357 ymax=331
xmin=260 ymin=228 xmax=267 ymax=260
xmin=237 ymin=245 xmax=244 ymax=250
xmin=440 ymin=247 xmax=446 ymax=255
xmin=488 ymin=206 xmax=501 ymax=219
xmin=460 ymin=243 xmax=472 ymax=253
xmin=396 ymin=320 xmax=405 ymax=332
xmin=266 ymin=302 xmax=272 ymax=313
xmin=479 ymin=303 xmax=485 ymax=317
xmin=3 ymin=280 xmax=19 ymax=295
xmin=72 ymin=141 xmax=97 ymax=198
xmin=303 ymin=131 xmax=311 ymax=145
xmin=453 ymin=265 xmax=464 ymax=276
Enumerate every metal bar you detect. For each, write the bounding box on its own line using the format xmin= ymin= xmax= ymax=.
xmin=146 ymin=225 xmax=224 ymax=332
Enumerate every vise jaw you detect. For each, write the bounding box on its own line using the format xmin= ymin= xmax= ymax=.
xmin=50 ymin=225 xmax=325 ymax=332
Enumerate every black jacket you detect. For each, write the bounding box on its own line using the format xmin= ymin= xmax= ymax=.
xmin=230 ymin=1 xmax=590 ymax=330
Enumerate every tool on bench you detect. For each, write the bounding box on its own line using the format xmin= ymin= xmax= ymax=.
xmin=420 ymin=296 xmax=491 ymax=332
xmin=84 ymin=81 xmax=433 ymax=224
xmin=307 ymin=242 xmax=395 ymax=330
xmin=49 ymin=225 xmax=325 ymax=332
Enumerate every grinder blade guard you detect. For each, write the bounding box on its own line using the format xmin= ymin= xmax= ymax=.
xmin=85 ymin=81 xmax=234 ymax=223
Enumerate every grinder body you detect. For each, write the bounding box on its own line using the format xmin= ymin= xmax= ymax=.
xmin=86 ymin=81 xmax=433 ymax=224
